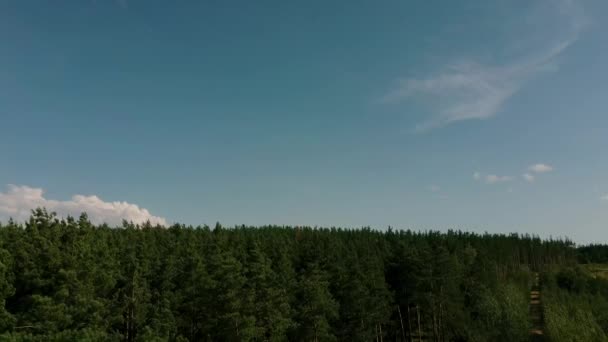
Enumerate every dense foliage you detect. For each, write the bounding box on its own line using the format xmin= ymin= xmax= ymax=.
xmin=541 ymin=266 xmax=608 ymax=341
xmin=577 ymin=244 xmax=608 ymax=264
xmin=0 ymin=208 xmax=603 ymax=341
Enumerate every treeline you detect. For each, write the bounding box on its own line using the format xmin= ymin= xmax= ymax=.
xmin=0 ymin=209 xmax=588 ymax=341
xmin=577 ymin=244 xmax=608 ymax=264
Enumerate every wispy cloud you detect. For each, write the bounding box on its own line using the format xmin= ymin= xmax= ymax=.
xmin=474 ymin=172 xmax=512 ymax=185
xmin=473 ymin=172 xmax=481 ymax=181
xmin=475 ymin=162 xmax=554 ymax=185
xmin=523 ymin=173 xmax=535 ymax=182
xmin=524 ymin=163 xmax=553 ymax=182
xmin=381 ymin=0 xmax=587 ymax=131
xmin=485 ymin=175 xmax=512 ymax=184
xmin=0 ymin=185 xmax=167 ymax=226
xmin=429 ymin=185 xmax=441 ymax=192
xmin=529 ymin=163 xmax=554 ymax=173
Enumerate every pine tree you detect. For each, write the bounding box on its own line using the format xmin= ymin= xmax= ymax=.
xmin=244 ymin=241 xmax=294 ymax=340
xmin=0 ymin=248 xmax=15 ymax=331
xmin=294 ymin=264 xmax=339 ymax=342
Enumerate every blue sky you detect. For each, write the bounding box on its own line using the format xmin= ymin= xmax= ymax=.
xmin=1 ymin=0 xmax=607 ymax=243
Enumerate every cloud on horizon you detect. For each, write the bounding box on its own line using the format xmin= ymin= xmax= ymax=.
xmin=0 ymin=184 xmax=167 ymax=226
xmin=381 ymin=0 xmax=588 ymax=131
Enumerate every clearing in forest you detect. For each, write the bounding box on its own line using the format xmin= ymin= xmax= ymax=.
xmin=583 ymin=263 xmax=608 ymax=280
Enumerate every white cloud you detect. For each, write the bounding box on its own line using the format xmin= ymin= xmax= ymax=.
xmin=484 ymin=175 xmax=512 ymax=184
xmin=529 ymin=163 xmax=554 ymax=173
xmin=474 ymin=172 xmax=512 ymax=184
xmin=382 ymin=62 xmax=521 ymax=131
xmin=381 ymin=0 xmax=587 ymax=131
xmin=474 ymin=163 xmax=552 ymax=185
xmin=0 ymin=185 xmax=167 ymax=226
xmin=523 ymin=173 xmax=535 ymax=182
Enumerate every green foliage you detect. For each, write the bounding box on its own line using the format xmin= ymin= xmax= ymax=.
xmin=293 ymin=265 xmax=339 ymax=341
xmin=0 ymin=249 xmax=15 ymax=331
xmin=544 ymin=291 xmax=607 ymax=341
xmin=542 ymin=267 xmax=608 ymax=341
xmin=578 ymin=244 xmax=608 ymax=264
xmin=0 ymin=209 xmax=600 ymax=341
xmin=495 ymin=284 xmax=529 ymax=341
xmin=583 ymin=263 xmax=608 ymax=281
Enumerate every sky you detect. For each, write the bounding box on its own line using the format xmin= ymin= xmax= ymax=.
xmin=1 ymin=0 xmax=608 ymax=243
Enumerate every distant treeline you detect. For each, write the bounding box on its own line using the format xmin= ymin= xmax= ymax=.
xmin=578 ymin=244 xmax=608 ymax=264
xmin=0 ymin=208 xmax=605 ymax=341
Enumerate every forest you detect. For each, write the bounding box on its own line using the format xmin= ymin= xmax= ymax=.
xmin=0 ymin=208 xmax=607 ymax=341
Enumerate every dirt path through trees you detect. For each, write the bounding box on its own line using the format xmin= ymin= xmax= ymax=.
xmin=529 ymin=272 xmax=544 ymax=341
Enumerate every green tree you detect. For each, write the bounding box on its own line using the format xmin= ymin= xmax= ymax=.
xmin=0 ymin=248 xmax=15 ymax=331
xmin=293 ymin=264 xmax=338 ymax=342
